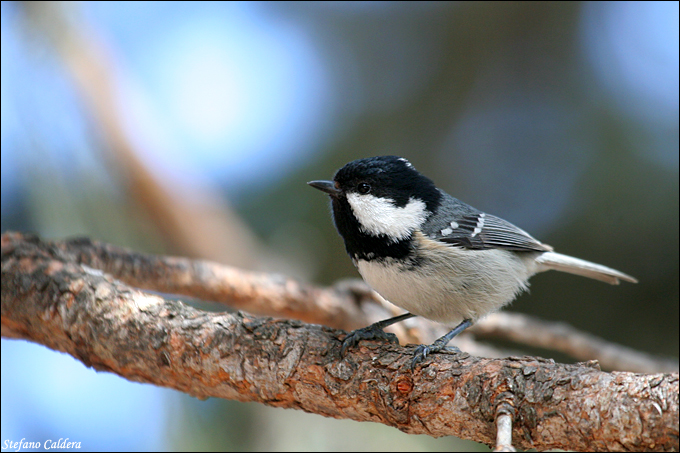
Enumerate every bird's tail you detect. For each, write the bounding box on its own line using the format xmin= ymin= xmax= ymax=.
xmin=535 ymin=252 xmax=638 ymax=285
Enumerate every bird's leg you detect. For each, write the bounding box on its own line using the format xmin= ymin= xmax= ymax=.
xmin=411 ymin=318 xmax=473 ymax=369
xmin=341 ymin=313 xmax=415 ymax=356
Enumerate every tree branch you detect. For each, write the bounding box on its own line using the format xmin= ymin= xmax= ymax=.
xmin=471 ymin=312 xmax=679 ymax=374
xmin=38 ymin=234 xmax=371 ymax=331
xmin=2 ymin=232 xmax=678 ymax=451
xmin=39 ymin=233 xmax=678 ymax=373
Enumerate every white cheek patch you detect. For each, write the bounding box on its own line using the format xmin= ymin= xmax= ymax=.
xmin=346 ymin=192 xmax=427 ymax=242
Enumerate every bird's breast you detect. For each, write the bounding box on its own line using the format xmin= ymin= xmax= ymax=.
xmin=354 ymin=232 xmax=536 ymax=325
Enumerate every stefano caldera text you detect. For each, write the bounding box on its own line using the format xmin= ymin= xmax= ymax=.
xmin=3 ymin=438 xmax=81 ymax=451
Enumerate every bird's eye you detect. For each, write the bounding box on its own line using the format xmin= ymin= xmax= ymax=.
xmin=357 ymin=183 xmax=371 ymax=194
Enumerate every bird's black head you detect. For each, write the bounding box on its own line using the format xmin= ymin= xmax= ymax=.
xmin=308 ymin=156 xmax=441 ymax=260
xmin=332 ymin=156 xmax=440 ymax=209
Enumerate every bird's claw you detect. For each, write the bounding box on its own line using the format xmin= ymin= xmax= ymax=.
xmin=341 ymin=326 xmax=398 ymax=356
xmin=411 ymin=344 xmax=461 ymax=370
xmin=411 ymin=344 xmax=431 ymax=369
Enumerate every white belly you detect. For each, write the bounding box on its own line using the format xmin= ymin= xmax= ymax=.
xmin=355 ymin=241 xmax=536 ymax=325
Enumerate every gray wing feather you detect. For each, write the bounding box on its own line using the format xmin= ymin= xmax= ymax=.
xmin=443 ymin=213 xmax=553 ymax=252
xmin=423 ymin=192 xmax=552 ymax=253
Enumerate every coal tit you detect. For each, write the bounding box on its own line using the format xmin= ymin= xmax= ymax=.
xmin=308 ymin=156 xmax=637 ymax=368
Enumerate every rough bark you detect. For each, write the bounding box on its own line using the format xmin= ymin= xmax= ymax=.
xmin=2 ymin=232 xmax=678 ymax=451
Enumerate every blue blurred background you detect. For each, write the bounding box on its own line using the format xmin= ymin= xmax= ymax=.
xmin=1 ymin=1 xmax=678 ymax=451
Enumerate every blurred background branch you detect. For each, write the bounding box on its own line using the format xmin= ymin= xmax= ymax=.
xmin=16 ymin=1 xmax=263 ymax=267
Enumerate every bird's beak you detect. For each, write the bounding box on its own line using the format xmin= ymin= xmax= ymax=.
xmin=307 ymin=180 xmax=341 ymax=197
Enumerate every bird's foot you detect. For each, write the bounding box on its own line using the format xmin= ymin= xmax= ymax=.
xmin=341 ymin=325 xmax=399 ymax=356
xmin=411 ymin=343 xmax=461 ymax=370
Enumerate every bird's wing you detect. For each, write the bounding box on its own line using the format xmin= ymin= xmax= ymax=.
xmin=434 ymin=212 xmax=553 ymax=252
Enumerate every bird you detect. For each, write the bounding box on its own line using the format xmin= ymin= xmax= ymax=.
xmin=308 ymin=156 xmax=637 ymax=368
